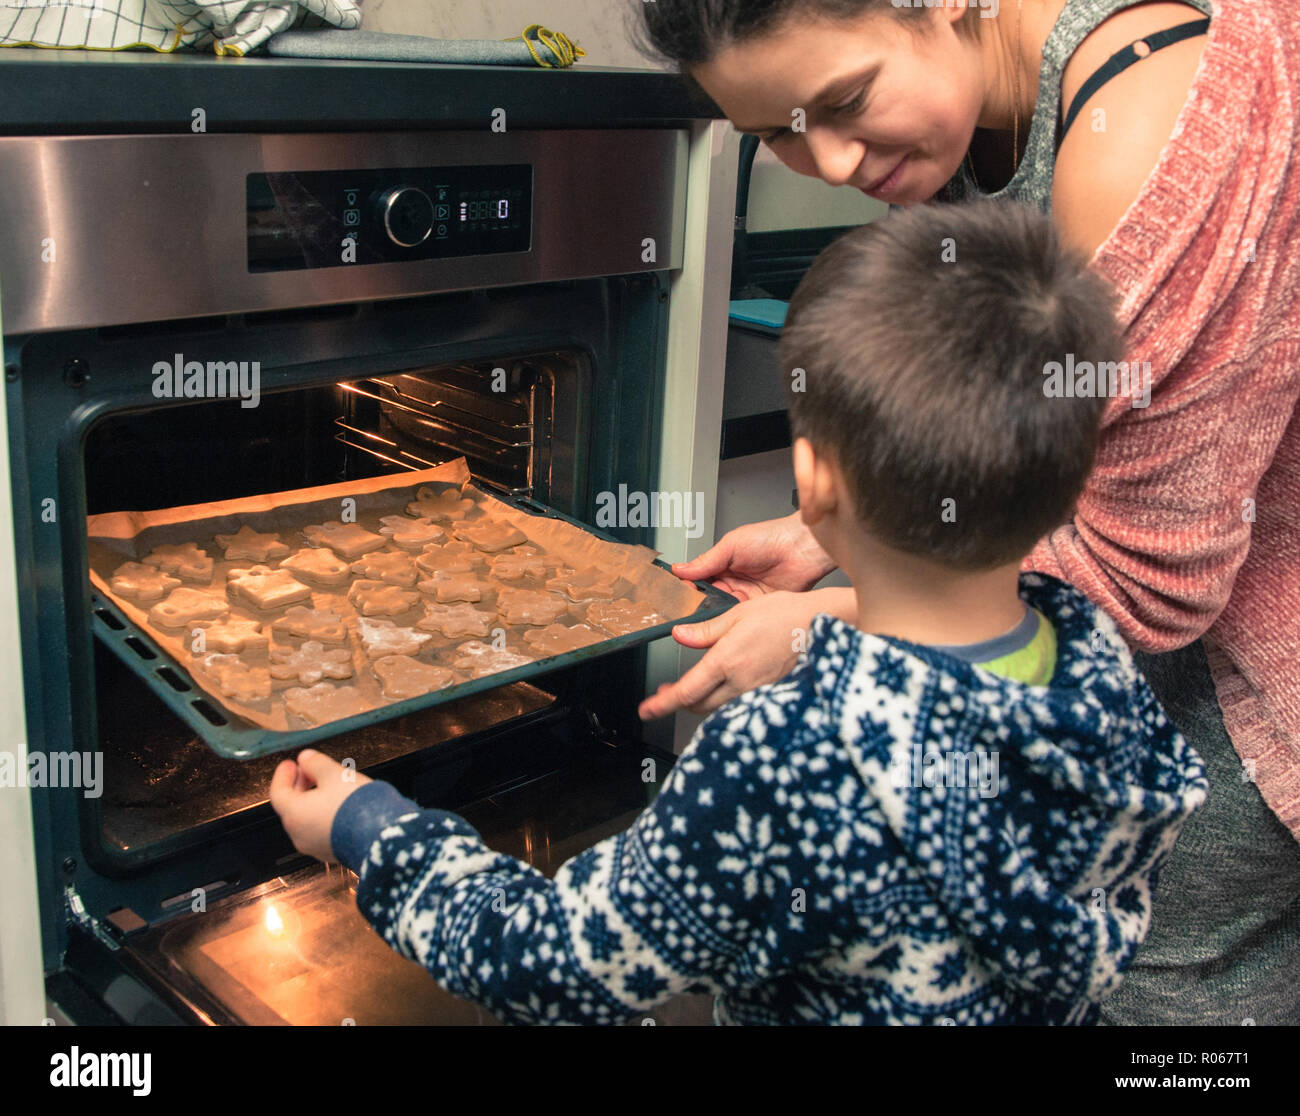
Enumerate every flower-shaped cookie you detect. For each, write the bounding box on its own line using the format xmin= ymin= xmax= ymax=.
xmin=546 ymin=566 xmax=621 ymax=602
xmin=522 ymin=623 xmax=604 ymax=657
xmin=449 ymin=640 xmax=534 ymax=679
xmin=356 ymin=617 xmax=434 ymax=659
xmin=110 ymin=561 xmax=181 ymax=603
xmin=272 ymin=606 xmax=349 ymax=645
xmin=199 ymin=653 xmax=272 ymax=703
xmin=371 ymin=655 xmax=459 ymax=701
xmin=417 ymin=602 xmax=496 ymax=639
xmin=379 ymin=515 xmax=447 ymax=551
xmin=269 ymin=640 xmax=355 ymax=687
xmin=584 ymin=600 xmax=666 ymax=638
xmin=280 ymin=547 xmax=353 ymax=588
xmin=417 ymin=571 xmax=491 ymax=604
xmin=142 ymin=542 xmax=214 ymax=584
xmin=348 ymin=579 xmax=420 ymax=617
xmin=414 ymin=540 xmax=486 ymax=576
xmin=495 ymin=587 xmax=570 ymax=626
xmin=488 ymin=549 xmax=550 ymax=582
xmin=282 ymin=682 xmax=372 ymax=726
xmin=214 ymin=525 xmax=290 ymax=563
xmin=405 ymin=485 xmax=475 ymax=522
xmin=350 ymin=550 xmax=418 ymax=588
xmin=187 ymin=616 xmax=268 ymax=656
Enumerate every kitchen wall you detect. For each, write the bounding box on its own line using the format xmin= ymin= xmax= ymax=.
xmin=359 ymin=0 xmax=883 ymax=232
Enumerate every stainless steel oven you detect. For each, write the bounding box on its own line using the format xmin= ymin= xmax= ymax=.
xmin=0 ymin=53 xmax=737 ymax=1026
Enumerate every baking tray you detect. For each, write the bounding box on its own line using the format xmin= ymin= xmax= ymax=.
xmin=89 ymin=494 xmax=736 ymax=760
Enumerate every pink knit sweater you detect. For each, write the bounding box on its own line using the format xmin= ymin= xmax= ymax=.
xmin=1026 ymin=0 xmax=1300 ymax=839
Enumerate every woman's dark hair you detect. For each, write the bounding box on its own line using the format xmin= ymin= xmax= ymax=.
xmin=780 ymin=200 xmax=1123 ymax=571
xmin=634 ymin=0 xmax=969 ymax=72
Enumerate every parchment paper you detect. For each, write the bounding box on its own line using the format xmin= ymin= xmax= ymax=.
xmin=87 ymin=459 xmax=705 ymax=732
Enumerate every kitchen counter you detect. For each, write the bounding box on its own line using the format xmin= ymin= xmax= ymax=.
xmin=0 ymin=47 xmax=721 ymax=134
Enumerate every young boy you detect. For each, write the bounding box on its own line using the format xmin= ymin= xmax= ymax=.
xmin=269 ymin=201 xmax=1207 ymax=1026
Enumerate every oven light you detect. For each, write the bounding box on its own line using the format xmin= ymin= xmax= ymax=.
xmin=265 ymin=904 xmax=285 ymax=938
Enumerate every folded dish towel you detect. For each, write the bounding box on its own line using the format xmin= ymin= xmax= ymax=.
xmin=0 ymin=0 xmax=361 ymax=56
xmin=264 ymin=26 xmax=586 ymax=68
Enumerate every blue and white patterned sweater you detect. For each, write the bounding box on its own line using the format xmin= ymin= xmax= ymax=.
xmin=332 ymin=574 xmax=1208 ymax=1025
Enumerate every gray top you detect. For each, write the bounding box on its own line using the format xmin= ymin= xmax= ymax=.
xmin=943 ymin=0 xmax=1213 ymax=211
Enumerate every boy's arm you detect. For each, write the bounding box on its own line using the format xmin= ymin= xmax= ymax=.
xmin=332 ymin=702 xmax=817 ymax=1025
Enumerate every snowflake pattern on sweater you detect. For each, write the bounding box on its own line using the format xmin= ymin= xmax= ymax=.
xmin=332 ymin=574 xmax=1207 ymax=1025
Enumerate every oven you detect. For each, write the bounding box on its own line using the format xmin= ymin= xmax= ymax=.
xmin=0 ymin=62 xmax=737 ymax=1026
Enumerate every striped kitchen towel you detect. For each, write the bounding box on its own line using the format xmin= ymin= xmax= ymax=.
xmin=264 ymin=26 xmax=586 ymax=68
xmin=0 ymin=1 xmax=361 ymax=56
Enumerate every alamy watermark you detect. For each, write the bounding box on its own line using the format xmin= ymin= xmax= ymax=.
xmin=152 ymin=353 xmax=260 ymax=408
xmin=891 ymin=744 xmax=999 ymax=798
xmin=1042 ymin=353 xmax=1151 ymax=409
xmin=891 ymin=0 xmax=1000 ymax=19
xmin=0 ymin=750 xmax=102 ymax=799
xmin=594 ymin=485 xmax=706 ymax=540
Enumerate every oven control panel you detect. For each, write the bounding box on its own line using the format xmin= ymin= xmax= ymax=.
xmin=247 ymin=164 xmax=532 ymax=273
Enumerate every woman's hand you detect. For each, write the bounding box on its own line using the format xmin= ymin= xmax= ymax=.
xmin=639 ymin=587 xmax=855 ymax=720
xmin=269 ymin=749 xmax=371 ymax=863
xmin=671 ymin=512 xmax=837 ymax=600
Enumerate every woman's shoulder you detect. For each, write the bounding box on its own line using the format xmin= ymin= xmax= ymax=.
xmin=1052 ymin=2 xmax=1212 ymax=259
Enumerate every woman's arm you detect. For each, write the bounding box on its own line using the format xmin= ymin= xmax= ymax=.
xmin=1052 ymin=2 xmax=1209 ymax=259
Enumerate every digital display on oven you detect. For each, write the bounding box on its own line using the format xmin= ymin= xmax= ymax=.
xmin=246 ymin=164 xmax=532 ymax=273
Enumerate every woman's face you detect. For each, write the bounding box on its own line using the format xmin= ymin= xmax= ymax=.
xmin=691 ymin=8 xmax=986 ymax=205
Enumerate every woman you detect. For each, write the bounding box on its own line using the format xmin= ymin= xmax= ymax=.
xmin=637 ymin=0 xmax=1300 ymax=1024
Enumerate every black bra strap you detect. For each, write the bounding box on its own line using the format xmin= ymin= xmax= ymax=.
xmin=1056 ymin=17 xmax=1210 ymax=151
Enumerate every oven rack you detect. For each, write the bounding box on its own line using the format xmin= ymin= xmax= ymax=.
xmin=89 ymin=498 xmax=737 ymax=760
xmin=337 ymin=374 xmax=538 ymax=500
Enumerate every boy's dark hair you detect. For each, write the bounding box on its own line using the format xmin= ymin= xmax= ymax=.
xmin=634 ymin=0 xmax=972 ymax=74
xmin=781 ymin=200 xmax=1121 ymax=570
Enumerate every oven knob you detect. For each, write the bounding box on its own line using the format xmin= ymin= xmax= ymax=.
xmin=377 ymin=186 xmax=435 ymax=248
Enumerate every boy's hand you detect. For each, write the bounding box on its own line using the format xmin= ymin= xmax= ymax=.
xmin=268 ymin=749 xmax=371 ymax=863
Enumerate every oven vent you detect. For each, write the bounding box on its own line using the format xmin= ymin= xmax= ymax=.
xmin=336 ymin=360 xmax=554 ymax=501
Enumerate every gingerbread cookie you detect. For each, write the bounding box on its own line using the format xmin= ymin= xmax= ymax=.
xmin=348 ymin=579 xmax=420 ymax=617
xmin=379 ymin=515 xmax=446 ymax=551
xmin=414 ymin=540 xmax=486 ymax=576
xmin=148 ymin=588 xmax=229 ymax=629
xmin=187 ymin=616 xmax=268 ymax=656
xmin=109 ymin=561 xmax=181 ymax=603
xmin=584 ymin=599 xmax=666 ymax=637
xmin=451 ymin=518 xmax=528 ymax=553
xmin=226 ymin=565 xmax=312 ymax=611
xmin=546 ymin=566 xmax=620 ymax=601
xmin=199 ymin=653 xmax=272 ymax=703
xmin=496 ymin=587 xmax=570 ymax=626
xmin=417 ymin=601 xmax=496 ymax=639
xmin=449 ymin=640 xmax=535 ymax=679
xmin=271 ymin=606 xmax=349 ymax=645
xmin=280 ymin=547 xmax=353 ymax=588
xmin=488 ymin=549 xmax=550 ymax=582
xmin=356 ymin=617 xmax=434 ymax=659
xmin=301 ymin=521 xmax=387 ymax=560
xmin=282 ymin=682 xmax=372 ymax=726
xmin=522 ymin=623 xmax=604 ymax=657
xmin=405 ymin=485 xmax=475 ymax=522
xmin=214 ymin=525 xmax=290 ymax=563
xmin=142 ymin=542 xmax=214 ymax=584
xmin=371 ymin=655 xmax=459 ymax=701
xmin=350 ymin=550 xmax=418 ymax=588
xmin=417 ymin=571 xmax=491 ymax=604
xmin=269 ymin=640 xmax=355 ymax=688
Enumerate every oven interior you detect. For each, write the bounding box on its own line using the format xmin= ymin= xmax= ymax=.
xmin=14 ymin=276 xmax=694 ymax=1024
